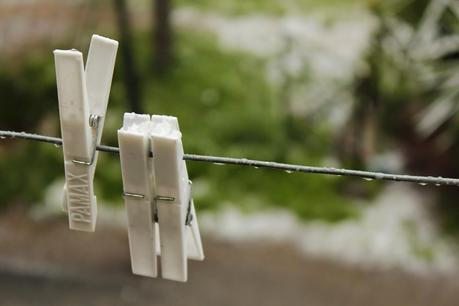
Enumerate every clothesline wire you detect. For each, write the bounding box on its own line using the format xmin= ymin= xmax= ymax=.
xmin=1 ymin=129 xmax=459 ymax=187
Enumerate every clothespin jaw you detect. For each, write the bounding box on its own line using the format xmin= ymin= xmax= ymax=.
xmin=150 ymin=115 xmax=204 ymax=282
xmin=54 ymin=35 xmax=118 ymax=232
xmin=118 ymin=113 xmax=158 ymax=277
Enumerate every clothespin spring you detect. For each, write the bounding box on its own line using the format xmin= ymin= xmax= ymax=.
xmin=185 ymin=199 xmax=193 ymax=226
xmin=123 ymin=192 xmax=145 ymax=199
xmin=123 ymin=181 xmax=194 ymax=226
xmin=71 ymin=114 xmax=102 ymax=166
xmin=185 ymin=180 xmax=194 ymax=226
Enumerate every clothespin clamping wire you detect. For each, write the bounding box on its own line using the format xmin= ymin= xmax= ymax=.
xmin=54 ymin=35 xmax=118 ymax=232
xmin=118 ymin=113 xmax=204 ymax=282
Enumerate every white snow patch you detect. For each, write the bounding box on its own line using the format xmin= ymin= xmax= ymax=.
xmin=199 ymin=184 xmax=459 ymax=275
xmin=175 ymin=9 xmax=374 ymax=80
xmin=174 ymin=8 xmax=376 ymax=128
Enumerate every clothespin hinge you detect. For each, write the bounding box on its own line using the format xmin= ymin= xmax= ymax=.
xmin=154 ymin=195 xmax=176 ymax=202
xmin=185 ymin=180 xmax=194 ymax=226
xmin=185 ymin=199 xmax=193 ymax=226
xmin=122 ymin=176 xmax=194 ymax=232
xmin=123 ymin=192 xmax=145 ymax=199
xmin=152 ymin=180 xmax=194 ymax=226
xmin=71 ymin=114 xmax=102 ymax=166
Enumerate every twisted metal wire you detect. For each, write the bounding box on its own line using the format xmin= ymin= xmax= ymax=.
xmin=1 ymin=130 xmax=459 ymax=187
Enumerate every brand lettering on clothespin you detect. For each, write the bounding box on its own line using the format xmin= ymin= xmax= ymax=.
xmin=54 ymin=34 xmax=118 ymax=232
xmin=66 ymin=172 xmax=92 ymax=223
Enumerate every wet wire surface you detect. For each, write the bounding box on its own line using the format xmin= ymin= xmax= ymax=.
xmin=1 ymin=129 xmax=459 ymax=187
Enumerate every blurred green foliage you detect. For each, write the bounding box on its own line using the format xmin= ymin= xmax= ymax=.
xmin=0 ymin=142 xmax=62 ymax=207
xmin=0 ymin=30 xmax=356 ymax=222
xmin=0 ymin=54 xmax=57 ymax=131
xmin=351 ymin=0 xmax=459 ymax=235
xmin=0 ymin=49 xmax=61 ymax=207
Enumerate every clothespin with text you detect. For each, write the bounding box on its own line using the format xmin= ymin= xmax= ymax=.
xmin=54 ymin=35 xmax=118 ymax=232
xmin=118 ymin=113 xmax=204 ymax=282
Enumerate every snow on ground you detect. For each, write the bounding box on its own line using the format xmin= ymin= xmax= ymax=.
xmin=198 ymin=184 xmax=459 ymax=274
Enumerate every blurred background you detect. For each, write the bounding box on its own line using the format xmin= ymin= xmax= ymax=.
xmin=1 ymin=0 xmax=459 ymax=305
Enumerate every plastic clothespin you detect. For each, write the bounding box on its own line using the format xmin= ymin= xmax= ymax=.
xmin=118 ymin=113 xmax=204 ymax=282
xmin=118 ymin=113 xmax=158 ymax=277
xmin=150 ymin=115 xmax=204 ymax=282
xmin=54 ymin=35 xmax=118 ymax=232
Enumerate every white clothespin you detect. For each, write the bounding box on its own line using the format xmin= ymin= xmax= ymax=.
xmin=150 ymin=115 xmax=204 ymax=282
xmin=54 ymin=35 xmax=118 ymax=232
xmin=118 ymin=113 xmax=204 ymax=282
xmin=118 ymin=113 xmax=158 ymax=277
